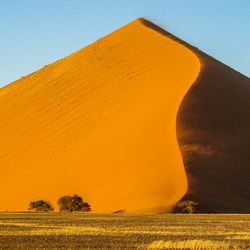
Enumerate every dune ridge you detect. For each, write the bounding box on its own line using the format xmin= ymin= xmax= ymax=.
xmin=0 ymin=18 xmax=249 ymax=213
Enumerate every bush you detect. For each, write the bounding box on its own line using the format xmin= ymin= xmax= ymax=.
xmin=174 ymin=200 xmax=198 ymax=214
xmin=29 ymin=200 xmax=54 ymax=212
xmin=57 ymin=194 xmax=91 ymax=212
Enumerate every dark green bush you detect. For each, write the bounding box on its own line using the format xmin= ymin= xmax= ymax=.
xmin=57 ymin=194 xmax=91 ymax=212
xmin=29 ymin=200 xmax=54 ymax=212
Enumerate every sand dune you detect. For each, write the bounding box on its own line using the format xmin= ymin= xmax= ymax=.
xmin=0 ymin=18 xmax=249 ymax=213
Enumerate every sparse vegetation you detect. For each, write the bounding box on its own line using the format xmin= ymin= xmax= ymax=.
xmin=28 ymin=200 xmax=53 ymax=212
xmin=174 ymin=200 xmax=198 ymax=213
xmin=57 ymin=194 xmax=91 ymax=212
xmin=0 ymin=213 xmax=249 ymax=249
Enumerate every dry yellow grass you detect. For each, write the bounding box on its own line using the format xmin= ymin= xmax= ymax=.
xmin=0 ymin=213 xmax=249 ymax=249
xmin=147 ymin=240 xmax=232 ymax=249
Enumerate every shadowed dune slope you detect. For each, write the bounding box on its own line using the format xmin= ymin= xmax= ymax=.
xmin=141 ymin=19 xmax=250 ymax=213
xmin=177 ymin=47 xmax=250 ymax=213
xmin=0 ymin=19 xmax=200 ymax=212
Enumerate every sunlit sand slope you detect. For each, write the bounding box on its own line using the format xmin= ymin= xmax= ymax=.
xmin=0 ymin=19 xmax=200 ymax=212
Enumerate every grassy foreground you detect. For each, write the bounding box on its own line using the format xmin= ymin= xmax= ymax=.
xmin=0 ymin=213 xmax=249 ymax=249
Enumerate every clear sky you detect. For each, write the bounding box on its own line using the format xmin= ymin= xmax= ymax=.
xmin=0 ymin=0 xmax=249 ymax=87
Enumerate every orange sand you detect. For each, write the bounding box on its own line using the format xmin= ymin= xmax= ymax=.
xmin=0 ymin=19 xmax=200 ymax=212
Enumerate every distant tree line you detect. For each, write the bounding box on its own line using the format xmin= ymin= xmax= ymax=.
xmin=29 ymin=195 xmax=197 ymax=214
xmin=29 ymin=194 xmax=91 ymax=212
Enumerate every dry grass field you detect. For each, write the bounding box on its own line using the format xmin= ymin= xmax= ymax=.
xmin=0 ymin=213 xmax=249 ymax=249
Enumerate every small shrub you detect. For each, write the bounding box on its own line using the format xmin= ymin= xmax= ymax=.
xmin=174 ymin=200 xmax=198 ymax=214
xmin=29 ymin=200 xmax=54 ymax=212
xmin=57 ymin=194 xmax=91 ymax=212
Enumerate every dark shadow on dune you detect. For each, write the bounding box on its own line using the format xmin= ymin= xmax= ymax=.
xmin=177 ymin=59 xmax=250 ymax=213
xmin=140 ymin=17 xmax=250 ymax=213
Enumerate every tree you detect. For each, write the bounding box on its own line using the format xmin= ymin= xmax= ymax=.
xmin=29 ymin=200 xmax=54 ymax=212
xmin=174 ymin=200 xmax=198 ymax=214
xmin=57 ymin=194 xmax=91 ymax=212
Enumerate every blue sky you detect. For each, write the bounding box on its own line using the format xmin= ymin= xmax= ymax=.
xmin=0 ymin=0 xmax=249 ymax=87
